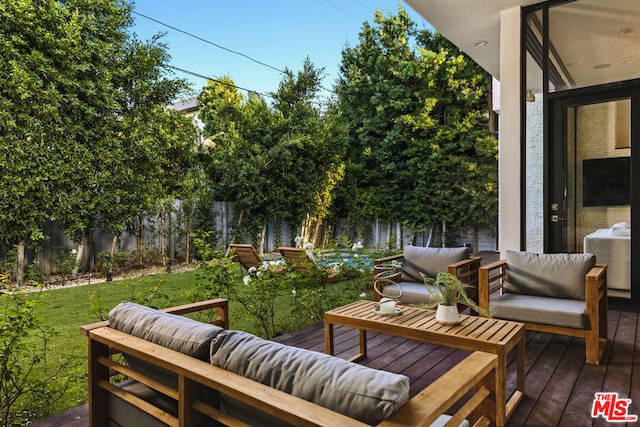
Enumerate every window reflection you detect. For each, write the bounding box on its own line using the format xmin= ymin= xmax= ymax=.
xmin=548 ymin=0 xmax=640 ymax=92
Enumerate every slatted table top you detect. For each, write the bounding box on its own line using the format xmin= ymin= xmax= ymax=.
xmin=325 ymin=299 xmax=524 ymax=355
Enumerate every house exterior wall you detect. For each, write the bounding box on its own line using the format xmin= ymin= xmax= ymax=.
xmin=498 ymin=6 xmax=523 ymax=256
xmin=525 ymin=94 xmax=544 ymax=251
xmin=492 ymin=77 xmax=501 ymax=113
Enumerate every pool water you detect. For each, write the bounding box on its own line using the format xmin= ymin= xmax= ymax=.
xmin=315 ymin=250 xmax=374 ymax=272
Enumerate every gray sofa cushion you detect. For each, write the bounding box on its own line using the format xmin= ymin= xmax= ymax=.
xmin=490 ymin=293 xmax=588 ymax=329
xmin=109 ymin=301 xmax=224 ymax=360
xmin=109 ymin=302 xmax=225 ymax=389
xmin=504 ymin=251 xmax=595 ymax=300
xmin=401 ymin=246 xmax=470 ymax=282
xmin=383 ymin=281 xmax=438 ymax=305
xmin=210 ymin=330 xmax=410 ymax=425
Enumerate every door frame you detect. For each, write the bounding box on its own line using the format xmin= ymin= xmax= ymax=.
xmin=546 ymin=81 xmax=640 ymax=307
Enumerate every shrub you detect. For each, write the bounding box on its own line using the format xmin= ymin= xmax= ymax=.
xmin=0 ymin=275 xmax=80 ymax=426
xmin=53 ymin=249 xmax=79 ymax=277
xmin=289 ymin=272 xmax=372 ymax=326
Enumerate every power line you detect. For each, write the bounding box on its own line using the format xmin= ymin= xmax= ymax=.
xmin=132 ymin=10 xmax=287 ymax=75
xmin=135 ymin=10 xmax=333 ymax=98
xmin=318 ymin=0 xmax=361 ymax=22
xmin=168 ymin=65 xmax=275 ymax=99
xmin=354 ymin=0 xmax=375 ymax=14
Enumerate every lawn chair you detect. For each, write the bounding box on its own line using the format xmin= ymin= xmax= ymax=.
xmin=229 ymin=244 xmax=263 ymax=271
xmin=278 ymin=247 xmax=339 ymax=282
xmin=230 ymin=243 xmax=287 ymax=274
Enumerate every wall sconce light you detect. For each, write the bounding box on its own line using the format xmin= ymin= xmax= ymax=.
xmin=526 ymin=90 xmax=536 ymax=102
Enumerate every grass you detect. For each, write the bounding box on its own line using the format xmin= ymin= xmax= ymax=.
xmin=17 ymin=269 xmax=208 ymax=417
xmin=6 ymin=263 xmax=373 ymax=422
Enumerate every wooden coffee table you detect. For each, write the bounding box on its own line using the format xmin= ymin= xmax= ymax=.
xmin=324 ymin=300 xmax=525 ymax=427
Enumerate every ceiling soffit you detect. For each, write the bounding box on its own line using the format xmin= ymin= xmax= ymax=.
xmin=403 ymin=0 xmax=540 ymax=78
xmin=403 ymin=0 xmax=640 ymax=89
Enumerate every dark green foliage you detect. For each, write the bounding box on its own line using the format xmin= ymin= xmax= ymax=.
xmin=0 ymin=280 xmax=81 ymax=426
xmin=335 ymin=7 xmax=498 ymax=241
xmin=197 ymin=59 xmax=346 ymax=243
xmin=0 ymin=0 xmax=199 ymax=278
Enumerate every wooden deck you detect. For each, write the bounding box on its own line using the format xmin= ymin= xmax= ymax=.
xmin=31 ymin=252 xmax=640 ymax=426
xmin=274 ymin=304 xmax=640 ymax=427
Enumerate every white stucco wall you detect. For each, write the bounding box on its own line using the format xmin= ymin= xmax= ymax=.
xmin=498 ymin=7 xmax=522 ymax=256
xmin=492 ymin=77 xmax=501 ymax=114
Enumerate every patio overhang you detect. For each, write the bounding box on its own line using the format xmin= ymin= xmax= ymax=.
xmin=403 ymin=0 xmax=540 ymax=79
xmin=404 ymin=0 xmax=640 ymax=90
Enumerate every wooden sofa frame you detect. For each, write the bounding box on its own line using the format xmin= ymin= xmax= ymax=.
xmin=82 ymin=298 xmax=499 ymax=426
xmin=372 ymin=253 xmax=481 ymax=303
xmin=478 ymin=260 xmax=608 ymax=365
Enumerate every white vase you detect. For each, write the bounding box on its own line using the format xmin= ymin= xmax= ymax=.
xmin=436 ymin=304 xmax=459 ymax=325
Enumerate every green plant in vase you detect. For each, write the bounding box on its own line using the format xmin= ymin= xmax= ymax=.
xmin=421 ymin=272 xmax=490 ymax=324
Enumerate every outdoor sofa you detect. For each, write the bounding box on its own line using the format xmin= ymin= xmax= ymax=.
xmin=82 ymin=298 xmax=499 ymax=426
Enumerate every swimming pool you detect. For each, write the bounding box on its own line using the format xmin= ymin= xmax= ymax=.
xmin=315 ymin=250 xmax=374 ymax=272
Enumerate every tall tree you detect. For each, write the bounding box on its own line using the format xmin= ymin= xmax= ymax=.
xmin=49 ymin=0 xmax=132 ymax=274
xmin=269 ymin=59 xmax=339 ymax=231
xmin=0 ymin=0 xmax=86 ymax=281
xmin=336 ymin=7 xmax=497 ymax=245
xmin=0 ymin=0 xmax=194 ymax=280
xmin=336 ymin=8 xmax=420 ymax=230
xmin=198 ymin=59 xmax=346 ymax=250
xmin=404 ymin=30 xmax=497 ymax=244
xmin=103 ymin=34 xmax=192 ymax=266
xmin=198 ymin=75 xmax=244 ymax=139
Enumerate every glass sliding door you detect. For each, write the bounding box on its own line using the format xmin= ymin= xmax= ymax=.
xmin=523 ymin=0 xmax=640 ymax=305
xmin=550 ymin=94 xmax=633 ymax=300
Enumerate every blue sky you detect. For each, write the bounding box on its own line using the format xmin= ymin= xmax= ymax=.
xmin=128 ymin=0 xmax=430 ymax=101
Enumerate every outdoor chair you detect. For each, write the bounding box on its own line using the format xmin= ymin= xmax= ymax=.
xmin=278 ymin=247 xmax=340 ymax=281
xmin=229 ymin=243 xmax=286 ymax=274
xmin=229 ymin=243 xmax=262 ymax=271
xmin=372 ymin=245 xmax=481 ymax=305
xmin=478 ymin=250 xmax=608 ymax=365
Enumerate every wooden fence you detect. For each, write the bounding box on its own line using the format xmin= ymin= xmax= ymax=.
xmin=0 ymin=201 xmax=497 ymax=275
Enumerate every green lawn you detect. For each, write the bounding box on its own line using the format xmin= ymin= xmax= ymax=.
xmin=4 ymin=265 xmax=372 ymax=423
xmin=30 ymin=269 xmax=203 ymax=363
xmin=19 ymin=269 xmax=211 ymax=417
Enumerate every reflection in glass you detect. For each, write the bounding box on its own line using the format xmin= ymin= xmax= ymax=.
xmin=548 ymin=0 xmax=640 ymax=92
